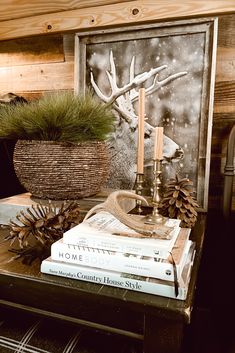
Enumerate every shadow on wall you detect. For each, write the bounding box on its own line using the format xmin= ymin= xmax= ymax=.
xmin=0 ymin=93 xmax=27 ymax=199
xmin=0 ymin=140 xmax=26 ymax=198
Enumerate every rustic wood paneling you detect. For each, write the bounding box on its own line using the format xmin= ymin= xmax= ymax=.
xmin=216 ymin=46 xmax=235 ymax=81
xmin=217 ymin=14 xmax=235 ymax=47
xmin=63 ymin=34 xmax=75 ymax=62
xmin=214 ymin=81 xmax=235 ymax=113
xmin=207 ymin=14 xmax=235 ymax=211
xmin=0 ymin=1 xmax=132 ymax=22
xmin=217 ymin=46 xmax=235 ymax=61
xmin=0 ymin=1 xmax=235 ymax=42
xmin=215 ymin=57 xmax=235 ymax=83
xmin=0 ymin=34 xmax=74 ymax=95
xmin=0 ymin=35 xmax=64 ymax=66
xmin=0 ymin=62 xmax=74 ymax=93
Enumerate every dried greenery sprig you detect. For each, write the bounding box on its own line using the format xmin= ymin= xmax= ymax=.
xmin=0 ymin=91 xmax=115 ymax=142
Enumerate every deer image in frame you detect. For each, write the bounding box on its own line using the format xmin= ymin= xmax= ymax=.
xmin=91 ymin=50 xmax=187 ymax=189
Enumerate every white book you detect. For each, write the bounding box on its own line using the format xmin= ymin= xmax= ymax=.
xmin=63 ymin=211 xmax=181 ymax=258
xmin=51 ymin=228 xmax=191 ymax=281
xmin=41 ymin=242 xmax=196 ymax=300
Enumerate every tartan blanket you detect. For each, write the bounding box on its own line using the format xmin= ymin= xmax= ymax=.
xmin=0 ymin=308 xmax=141 ymax=353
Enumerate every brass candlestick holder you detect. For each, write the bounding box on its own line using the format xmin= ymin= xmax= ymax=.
xmin=145 ymin=159 xmax=165 ymax=224
xmin=135 ymin=172 xmax=145 ymax=214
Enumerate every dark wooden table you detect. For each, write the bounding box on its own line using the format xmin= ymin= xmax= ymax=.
xmin=0 ymin=214 xmax=206 ymax=353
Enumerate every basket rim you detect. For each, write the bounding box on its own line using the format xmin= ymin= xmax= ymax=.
xmin=15 ymin=139 xmax=107 ymax=146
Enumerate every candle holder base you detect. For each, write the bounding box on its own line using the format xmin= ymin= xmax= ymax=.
xmin=144 ymin=209 xmax=166 ymax=225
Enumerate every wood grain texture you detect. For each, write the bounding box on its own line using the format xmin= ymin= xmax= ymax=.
xmin=0 ymin=0 xmax=132 ymax=22
xmin=217 ymin=46 xmax=235 ymax=61
xmin=215 ymin=17 xmax=235 ymax=115
xmin=214 ymin=81 xmax=235 ymax=113
xmin=208 ymin=112 xmax=235 ymax=210
xmin=217 ymin=14 xmax=235 ymax=47
xmin=63 ymin=34 xmax=75 ymax=62
xmin=0 ymin=35 xmax=64 ymax=66
xmin=0 ymin=1 xmax=235 ymax=41
xmin=214 ymin=104 xmax=235 ymax=114
xmin=0 ymin=35 xmax=74 ymax=95
xmin=0 ymin=62 xmax=74 ymax=93
xmin=215 ymin=61 xmax=235 ymax=83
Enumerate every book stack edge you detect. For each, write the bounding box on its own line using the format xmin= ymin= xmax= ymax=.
xmin=41 ymin=211 xmax=196 ymax=300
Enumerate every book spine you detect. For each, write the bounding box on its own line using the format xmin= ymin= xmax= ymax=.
xmin=63 ymin=226 xmax=181 ymax=259
xmin=51 ymin=241 xmax=188 ymax=281
xmin=41 ymin=259 xmax=187 ymax=300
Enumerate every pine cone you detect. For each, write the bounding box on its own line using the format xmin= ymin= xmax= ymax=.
xmin=6 ymin=201 xmax=80 ymax=263
xmin=159 ymin=175 xmax=199 ymax=228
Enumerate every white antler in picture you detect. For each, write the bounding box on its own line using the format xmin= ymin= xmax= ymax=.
xmin=91 ymin=50 xmax=187 ymax=189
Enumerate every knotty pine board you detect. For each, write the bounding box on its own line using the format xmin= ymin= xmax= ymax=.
xmin=0 ymin=0 xmax=132 ymax=22
xmin=0 ymin=1 xmax=235 ymax=41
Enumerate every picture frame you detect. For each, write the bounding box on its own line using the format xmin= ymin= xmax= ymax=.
xmin=74 ymin=17 xmax=218 ymax=211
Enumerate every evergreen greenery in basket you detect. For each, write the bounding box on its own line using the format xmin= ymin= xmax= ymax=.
xmin=0 ymin=91 xmax=115 ymax=200
xmin=0 ymin=90 xmax=115 ymax=142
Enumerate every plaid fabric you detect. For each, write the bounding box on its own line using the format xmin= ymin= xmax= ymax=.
xmin=0 ymin=308 xmax=141 ymax=353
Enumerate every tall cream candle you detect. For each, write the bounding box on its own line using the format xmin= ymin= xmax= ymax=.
xmin=137 ymin=88 xmax=145 ymax=174
xmin=154 ymin=127 xmax=164 ymax=160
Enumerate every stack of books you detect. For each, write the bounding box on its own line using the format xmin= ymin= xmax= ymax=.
xmin=41 ymin=211 xmax=196 ymax=300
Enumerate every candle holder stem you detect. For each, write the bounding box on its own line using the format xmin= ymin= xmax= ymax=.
xmin=145 ymin=159 xmax=165 ymax=224
xmin=135 ymin=173 xmax=145 ymax=214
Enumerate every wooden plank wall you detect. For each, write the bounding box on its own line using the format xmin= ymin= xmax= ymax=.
xmin=0 ymin=1 xmax=235 ymax=42
xmin=212 ymin=15 xmax=235 ymax=211
xmin=0 ymin=34 xmax=74 ymax=98
xmin=0 ymin=14 xmax=234 ymax=211
xmin=0 ymin=0 xmax=132 ymax=22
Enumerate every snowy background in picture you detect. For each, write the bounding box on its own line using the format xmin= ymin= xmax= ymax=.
xmin=84 ymin=32 xmax=205 ymax=196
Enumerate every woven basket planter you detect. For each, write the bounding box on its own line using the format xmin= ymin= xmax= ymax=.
xmin=13 ymin=140 xmax=110 ymax=200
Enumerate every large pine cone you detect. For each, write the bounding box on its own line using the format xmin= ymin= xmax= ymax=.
xmin=6 ymin=201 xmax=80 ymax=263
xmin=159 ymin=175 xmax=199 ymax=228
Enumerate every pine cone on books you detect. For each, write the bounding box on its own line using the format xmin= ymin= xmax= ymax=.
xmin=5 ymin=201 xmax=80 ymax=264
xmin=158 ymin=175 xmax=199 ymax=228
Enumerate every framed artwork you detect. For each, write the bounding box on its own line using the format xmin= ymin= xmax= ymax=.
xmin=74 ymin=18 xmax=218 ymax=211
